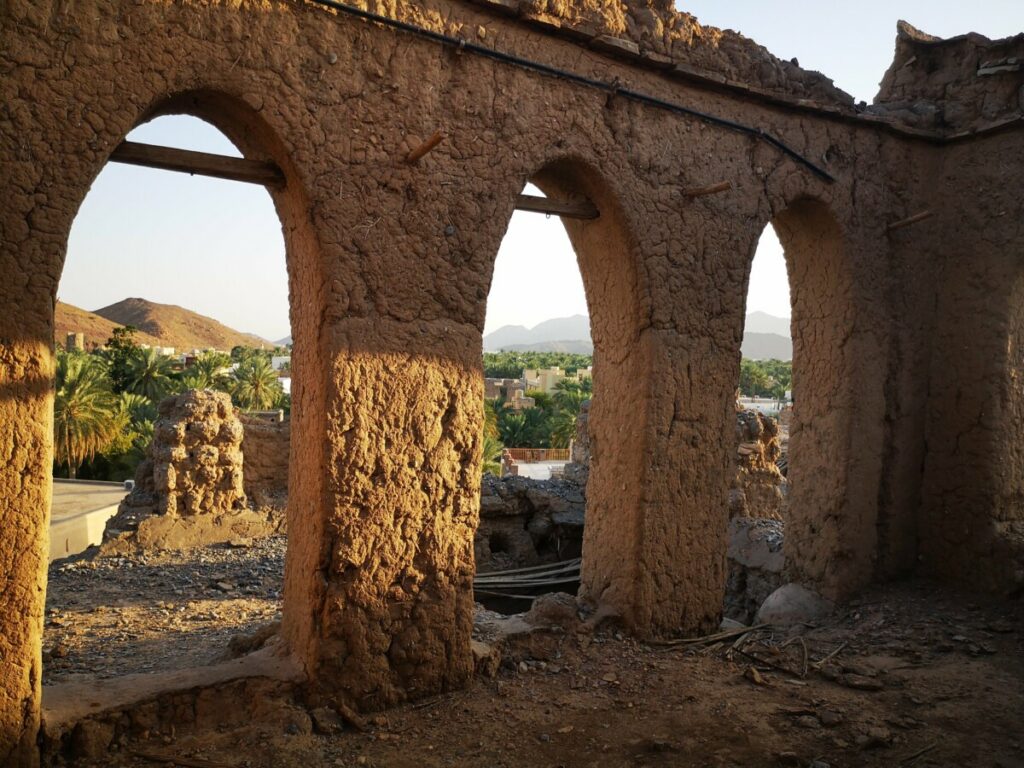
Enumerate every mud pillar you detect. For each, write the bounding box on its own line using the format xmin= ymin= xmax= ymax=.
xmin=583 ymin=329 xmax=731 ymax=637
xmin=0 ymin=321 xmax=51 ymax=767
xmin=282 ymin=318 xmax=478 ymax=708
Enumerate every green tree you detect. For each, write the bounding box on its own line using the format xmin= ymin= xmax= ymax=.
xmin=232 ymin=356 xmax=283 ymax=411
xmin=550 ymin=387 xmax=588 ymax=448
xmin=181 ymin=351 xmax=232 ymax=391
xmin=53 ymin=352 xmax=119 ymax=479
xmin=103 ymin=325 xmax=140 ymax=394
xmin=125 ymin=347 xmax=178 ymax=402
xmin=481 ymin=434 xmax=504 ymax=476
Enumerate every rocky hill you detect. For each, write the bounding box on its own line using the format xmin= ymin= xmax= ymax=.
xmin=58 ymin=298 xmax=271 ymax=352
xmin=56 ymin=302 xmax=161 ymax=350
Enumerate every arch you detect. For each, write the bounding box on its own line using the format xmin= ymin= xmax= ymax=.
xmin=741 ymin=197 xmax=869 ymax=598
xmin=480 ymin=156 xmax=659 ymax=627
xmin=3 ymin=87 xmax=329 ymax=756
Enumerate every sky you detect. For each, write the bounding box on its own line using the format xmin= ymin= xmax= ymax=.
xmin=62 ymin=3 xmax=1022 ymax=340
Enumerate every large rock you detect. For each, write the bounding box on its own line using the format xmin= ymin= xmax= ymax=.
xmin=755 ymin=584 xmax=834 ymax=627
xmin=724 ymin=517 xmax=785 ymax=623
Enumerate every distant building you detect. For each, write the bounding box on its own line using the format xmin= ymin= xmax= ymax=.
xmin=508 ymin=389 xmax=535 ymax=410
xmin=271 ymin=355 xmax=291 ymax=372
xmin=65 ymin=332 xmax=84 ymax=352
xmin=484 ymin=377 xmax=525 ymax=400
xmin=523 ymin=367 xmax=566 ymax=394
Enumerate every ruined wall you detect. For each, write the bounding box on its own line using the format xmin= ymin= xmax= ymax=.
xmin=730 ymin=409 xmax=785 ymax=521
xmin=0 ymin=0 xmax=1021 ymax=763
xmin=133 ymin=390 xmax=247 ymax=517
xmin=875 ymin=21 xmax=1024 ymax=131
xmin=240 ymin=415 xmax=291 ymax=499
xmin=918 ymin=130 xmax=1024 ymax=594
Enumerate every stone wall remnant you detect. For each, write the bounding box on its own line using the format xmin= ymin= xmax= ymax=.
xmin=129 ymin=390 xmax=246 ymax=518
xmin=102 ymin=391 xmax=283 ymax=555
xmin=729 ymin=409 xmax=786 ymax=520
xmin=239 ymin=414 xmax=290 ymax=502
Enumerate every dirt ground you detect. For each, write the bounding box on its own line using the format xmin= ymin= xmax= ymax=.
xmin=44 ymin=537 xmax=285 ymax=683
xmin=44 ymin=543 xmax=1022 ymax=768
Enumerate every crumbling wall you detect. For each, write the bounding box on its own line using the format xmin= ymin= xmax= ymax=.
xmin=239 ymin=415 xmax=290 ymax=500
xmin=101 ymin=391 xmax=285 ymax=554
xmin=874 ymin=21 xmax=1024 ymax=131
xmin=477 ymin=474 xmax=585 ymax=571
xmin=729 ymin=409 xmax=785 ymax=520
xmin=127 ymin=390 xmax=247 ymax=518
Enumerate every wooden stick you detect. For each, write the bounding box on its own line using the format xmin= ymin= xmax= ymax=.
xmin=887 ymin=210 xmax=933 ymax=232
xmin=811 ymin=640 xmax=848 ymax=670
xmin=900 ymin=742 xmax=938 ymax=765
xmin=682 ymin=181 xmax=731 ymax=198
xmin=130 ymin=750 xmax=234 ymax=768
xmin=405 ymin=130 xmax=445 ymax=163
xmin=648 ymin=623 xmax=768 ymax=648
xmin=110 ymin=141 xmax=285 ymax=189
xmin=514 ymin=194 xmax=599 ymax=220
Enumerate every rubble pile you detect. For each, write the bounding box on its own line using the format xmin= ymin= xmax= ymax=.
xmin=477 ymin=474 xmax=585 ymax=571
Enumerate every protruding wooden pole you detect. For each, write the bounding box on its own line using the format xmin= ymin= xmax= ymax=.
xmin=682 ymin=181 xmax=731 ymax=198
xmin=405 ymin=130 xmax=445 ymax=164
xmin=887 ymin=210 xmax=933 ymax=232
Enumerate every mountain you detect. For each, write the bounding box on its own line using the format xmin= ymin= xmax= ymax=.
xmin=484 ymin=312 xmax=792 ymax=360
xmin=275 ymin=336 xmax=293 ymax=346
xmin=484 ymin=315 xmax=591 ymax=352
xmin=63 ymin=298 xmax=273 ymax=352
xmin=744 ymin=311 xmax=791 ymax=337
xmin=56 ymin=302 xmax=163 ymax=350
xmin=741 ymin=332 xmax=792 ymax=361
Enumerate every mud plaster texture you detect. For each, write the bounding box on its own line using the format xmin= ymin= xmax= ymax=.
xmin=1 ymin=0 xmax=1022 ymax=763
xmin=239 ymin=414 xmax=291 ymax=501
xmin=729 ymin=408 xmax=785 ymax=520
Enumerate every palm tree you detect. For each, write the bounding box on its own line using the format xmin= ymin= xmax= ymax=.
xmin=482 ymin=433 xmax=504 ymax=476
xmin=53 ymin=353 xmax=119 ymax=478
xmin=232 ymin=356 xmax=283 ymax=411
xmin=180 ymin=351 xmax=232 ymax=391
xmin=125 ymin=347 xmax=178 ymax=402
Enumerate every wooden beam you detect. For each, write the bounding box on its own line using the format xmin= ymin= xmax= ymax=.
xmin=887 ymin=210 xmax=933 ymax=232
xmin=683 ymin=180 xmax=731 ymax=198
xmin=514 ymin=194 xmax=599 ymax=220
xmin=109 ymin=141 xmax=286 ymax=189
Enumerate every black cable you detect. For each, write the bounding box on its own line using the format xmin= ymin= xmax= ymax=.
xmin=302 ymin=0 xmax=835 ymax=183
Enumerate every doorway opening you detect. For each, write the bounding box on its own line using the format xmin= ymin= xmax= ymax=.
xmin=45 ymin=114 xmax=293 ymax=685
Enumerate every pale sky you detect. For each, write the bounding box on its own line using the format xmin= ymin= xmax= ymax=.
xmin=62 ymin=3 xmax=1021 ymax=340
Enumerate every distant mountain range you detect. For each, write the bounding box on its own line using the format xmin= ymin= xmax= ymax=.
xmin=56 ymin=298 xmax=273 ymax=352
xmin=484 ymin=312 xmax=792 ymax=361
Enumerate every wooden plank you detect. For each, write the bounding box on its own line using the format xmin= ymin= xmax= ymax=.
xmin=109 ymin=141 xmax=286 ymax=189
xmin=515 ymin=194 xmax=599 ymax=220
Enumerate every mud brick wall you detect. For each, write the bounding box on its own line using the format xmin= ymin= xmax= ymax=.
xmin=240 ymin=415 xmax=291 ymax=497
xmin=1 ymin=0 xmax=1021 ymax=763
